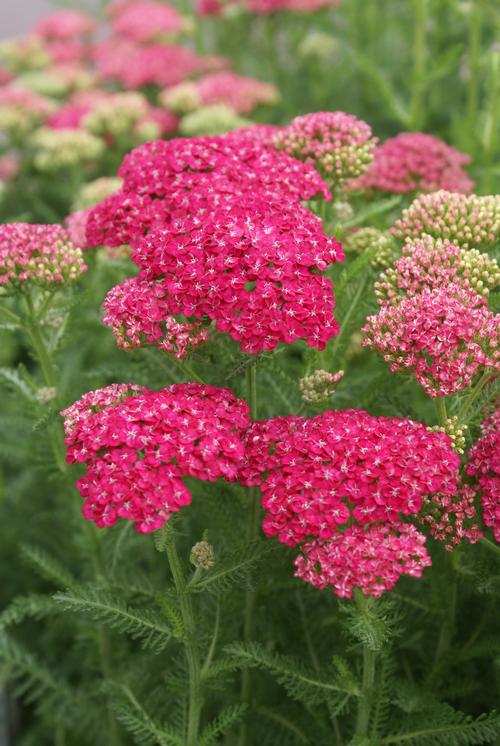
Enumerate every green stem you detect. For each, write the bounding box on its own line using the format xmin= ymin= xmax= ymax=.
xmin=467 ymin=0 xmax=483 ymax=135
xmin=327 ymin=276 xmax=367 ymax=367
xmin=480 ymin=537 xmax=500 ymax=557
xmin=166 ymin=538 xmax=203 ymax=746
xmin=409 ymin=0 xmax=427 ymax=129
xmin=201 ymin=597 xmax=221 ymax=678
xmin=239 ymin=365 xmax=260 ymax=746
xmin=170 ymin=355 xmax=206 ymax=384
xmin=354 ymin=596 xmax=376 ymax=738
xmin=434 ymin=397 xmax=448 ymax=428
xmin=432 ymin=553 xmax=457 ymax=673
xmin=455 ymin=370 xmax=492 ymax=424
xmin=481 ymin=46 xmax=500 ymax=192
xmin=0 ymin=303 xmax=26 ymax=328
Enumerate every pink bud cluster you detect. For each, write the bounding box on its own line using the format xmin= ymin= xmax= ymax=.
xmin=295 ymin=523 xmax=431 ymax=599
xmin=419 ymin=485 xmax=483 ymax=551
xmin=110 ymin=1 xmax=184 ymax=42
xmin=355 ymin=133 xmax=474 ymax=194
xmin=198 ymin=0 xmax=341 ymax=16
xmin=0 ymin=85 xmax=54 ymax=135
xmin=374 ymin=236 xmax=500 ymax=305
xmin=363 ymin=284 xmax=499 ymax=397
xmin=0 ymin=223 xmax=87 ymax=287
xmin=466 ymin=408 xmax=500 ymax=542
xmin=273 ymin=111 xmax=376 ymax=186
xmin=103 ymin=193 xmax=342 ymax=354
xmin=34 ymin=10 xmax=96 ymax=39
xmin=103 ymin=277 xmax=210 ymax=357
xmin=240 ymin=409 xmax=460 ymax=545
xmin=61 ymin=383 xmax=250 ymax=533
xmin=392 ymin=191 xmax=500 ymax=251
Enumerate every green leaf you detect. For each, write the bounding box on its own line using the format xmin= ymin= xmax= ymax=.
xmin=55 ymin=586 xmax=172 ymax=653
xmin=188 ymin=541 xmax=274 ymax=594
xmin=198 ymin=704 xmax=247 ymax=745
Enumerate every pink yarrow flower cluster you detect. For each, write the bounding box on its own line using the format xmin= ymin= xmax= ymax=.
xmin=240 ymin=410 xmax=460 ymax=544
xmin=239 ymin=409 xmax=459 ymax=597
xmin=86 ymin=134 xmax=331 ymax=247
xmin=295 ymin=523 xmax=431 ymax=599
xmin=34 ymin=10 xmax=96 ymax=39
xmin=198 ymin=0 xmax=341 ymax=16
xmin=374 ymin=236 xmax=500 ymax=305
xmin=0 ymin=223 xmax=87 ymax=287
xmin=466 ymin=407 xmax=500 ymax=542
xmin=392 ymin=191 xmax=500 ymax=251
xmin=273 ymin=111 xmax=376 ymax=187
xmin=110 ymin=1 xmax=183 ymax=42
xmin=363 ymin=284 xmax=499 ymax=397
xmin=355 ymin=133 xmax=474 ymax=194
xmin=104 ymin=194 xmax=342 ymax=354
xmin=162 ymin=72 xmax=279 ymax=115
xmin=61 ymin=383 xmax=250 ymax=533
xmin=419 ymin=484 xmax=483 ymax=551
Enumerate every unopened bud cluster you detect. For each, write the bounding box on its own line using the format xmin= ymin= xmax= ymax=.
xmin=190 ymin=540 xmax=215 ymax=570
xmin=344 ymin=227 xmax=398 ymax=270
xmin=36 ymin=386 xmax=57 ymax=405
xmin=73 ymin=177 xmax=123 ymax=211
xmin=29 ymin=127 xmax=103 ymax=171
xmin=179 ymin=104 xmax=250 ymax=136
xmin=430 ymin=416 xmax=468 ymax=454
xmin=299 ymin=369 xmax=344 ymax=404
xmin=392 ymin=191 xmax=500 ymax=251
xmin=83 ymin=92 xmax=149 ymax=138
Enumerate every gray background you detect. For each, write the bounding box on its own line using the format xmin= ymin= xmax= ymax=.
xmin=1 ymin=1 xmax=98 ymax=39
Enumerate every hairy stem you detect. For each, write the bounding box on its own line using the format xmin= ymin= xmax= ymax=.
xmin=239 ymin=364 xmax=260 ymax=746
xmin=166 ymin=538 xmax=203 ymax=746
xmin=480 ymin=537 xmax=500 ymax=557
xmin=434 ymin=397 xmax=448 ymax=428
xmin=455 ymin=370 xmax=492 ymax=424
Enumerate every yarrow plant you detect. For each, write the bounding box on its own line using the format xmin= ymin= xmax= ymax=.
xmin=466 ymin=407 xmax=500 ymax=542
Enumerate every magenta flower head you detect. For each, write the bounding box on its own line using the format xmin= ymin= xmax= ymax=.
xmin=419 ymin=484 xmax=483 ymax=552
xmin=374 ymin=235 xmax=500 ymax=305
xmin=272 ymin=111 xmax=376 ymax=187
xmin=239 ymin=408 xmax=459 ymax=597
xmin=86 ymin=133 xmax=331 ymax=248
xmin=240 ymin=409 xmax=460 ymax=546
xmin=104 ymin=194 xmax=343 ymax=354
xmin=392 ymin=191 xmax=500 ymax=251
xmin=363 ymin=284 xmax=499 ymax=397
xmin=0 ymin=223 xmax=87 ymax=288
xmin=295 ymin=523 xmax=431 ymax=599
xmin=355 ymin=133 xmax=474 ymax=194
xmin=61 ymin=383 xmax=251 ymax=533
xmin=466 ymin=407 xmax=500 ymax=543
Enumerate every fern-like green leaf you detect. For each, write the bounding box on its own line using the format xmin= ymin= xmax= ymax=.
xmin=198 ymin=704 xmax=247 ymax=745
xmin=382 ymin=709 xmax=500 ymax=745
xmin=21 ymin=543 xmax=77 ymax=589
xmin=225 ymin=641 xmax=358 ymax=706
xmin=0 ymin=594 xmax=57 ymax=629
xmin=109 ymin=684 xmax=184 ymax=746
xmin=188 ymin=541 xmax=274 ymax=594
xmin=54 ymin=586 xmax=172 ymax=652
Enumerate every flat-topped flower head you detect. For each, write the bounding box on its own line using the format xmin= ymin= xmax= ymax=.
xmin=73 ymin=177 xmax=123 ymax=211
xmin=125 ymin=194 xmax=342 ymax=354
xmin=29 ymin=127 xmax=103 ymax=172
xmin=0 ymin=223 xmax=87 ymax=288
xmin=111 ymin=1 xmax=183 ymax=42
xmin=392 ymin=191 xmax=500 ymax=251
xmin=356 ymin=133 xmax=474 ymax=194
xmin=375 ymin=235 xmax=500 ymax=305
xmin=83 ymin=92 xmax=149 ymax=138
xmin=343 ymin=227 xmax=399 ymax=270
xmin=179 ymin=104 xmax=251 ymax=136
xmin=466 ymin=407 xmax=500 ymax=542
xmin=0 ymin=36 xmax=51 ymax=74
xmin=363 ymin=284 xmax=499 ymax=397
xmin=103 ymin=276 xmax=210 ymax=357
xmin=295 ymin=523 xmax=431 ymax=599
xmin=240 ymin=410 xmax=460 ymax=546
xmin=163 ymin=72 xmax=279 ymax=115
xmin=86 ymin=134 xmax=330 ymax=248
xmin=61 ymin=383 xmax=251 ymax=533
xmin=273 ymin=111 xmax=376 ymax=187
xmin=299 ymin=369 xmax=344 ymax=404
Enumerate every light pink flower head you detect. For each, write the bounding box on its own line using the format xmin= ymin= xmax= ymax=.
xmin=111 ymin=1 xmax=183 ymax=41
xmin=363 ymin=284 xmax=499 ymax=397
xmin=355 ymin=133 xmax=474 ymax=194
xmin=0 ymin=223 xmax=87 ymax=287
xmin=466 ymin=407 xmax=500 ymax=543
xmin=273 ymin=111 xmax=376 ymax=187
xmin=295 ymin=523 xmax=431 ymax=599
xmin=195 ymin=72 xmax=279 ymax=114
xmin=34 ymin=10 xmax=96 ymax=39
xmin=61 ymin=383 xmax=251 ymax=533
